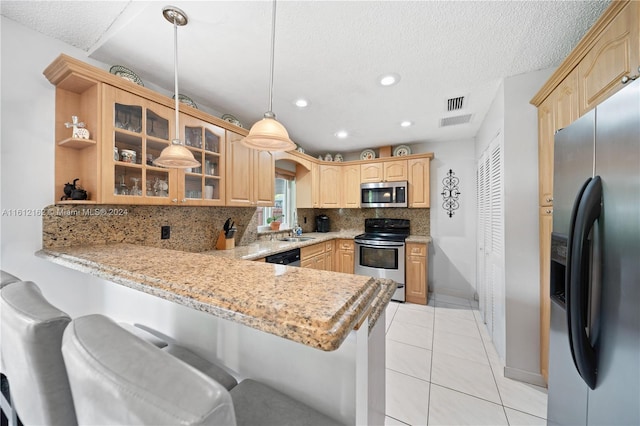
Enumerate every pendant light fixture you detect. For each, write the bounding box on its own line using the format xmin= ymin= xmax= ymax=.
xmin=153 ymin=6 xmax=201 ymax=168
xmin=241 ymin=0 xmax=295 ymax=152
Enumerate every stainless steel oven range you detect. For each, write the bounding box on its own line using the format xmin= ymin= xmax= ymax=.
xmin=354 ymin=218 xmax=410 ymax=302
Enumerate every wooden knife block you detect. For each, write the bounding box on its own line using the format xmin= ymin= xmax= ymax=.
xmin=216 ymin=233 xmax=235 ymax=250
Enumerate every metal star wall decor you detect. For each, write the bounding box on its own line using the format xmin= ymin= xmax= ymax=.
xmin=441 ymin=169 xmax=461 ymax=218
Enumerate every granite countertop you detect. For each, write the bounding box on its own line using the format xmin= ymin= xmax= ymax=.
xmin=36 ymin=243 xmax=395 ymax=351
xmin=205 ymin=231 xmax=432 ymax=261
xmin=405 ymin=235 xmax=432 ymax=244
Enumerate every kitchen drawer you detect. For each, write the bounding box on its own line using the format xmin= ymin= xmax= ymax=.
xmin=407 ymin=243 xmax=426 ymax=257
xmin=337 ymin=240 xmax=354 ymax=251
xmin=301 ymin=242 xmax=325 ymax=258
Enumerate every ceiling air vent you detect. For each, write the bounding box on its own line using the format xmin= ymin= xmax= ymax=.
xmin=440 ymin=114 xmax=472 ymax=127
xmin=446 ymin=96 xmax=465 ymax=111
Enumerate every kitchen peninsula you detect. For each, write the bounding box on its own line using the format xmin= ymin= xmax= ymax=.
xmin=36 ymin=242 xmax=394 ymax=349
xmin=37 ymin=238 xmax=394 ymax=424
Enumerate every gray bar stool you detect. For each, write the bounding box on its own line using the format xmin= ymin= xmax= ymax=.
xmin=1 ymin=281 xmax=77 ymax=425
xmin=0 ymin=270 xmax=20 ymax=289
xmin=63 ymin=314 xmax=236 ymax=425
xmin=0 ymin=270 xmax=21 ymax=426
xmin=63 ymin=314 xmax=343 ymax=426
xmin=1 ymin=281 xmax=239 ymax=425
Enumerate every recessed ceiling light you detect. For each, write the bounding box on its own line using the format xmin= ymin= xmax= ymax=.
xmin=295 ymin=99 xmax=309 ymax=108
xmin=400 ymin=121 xmax=413 ymax=127
xmin=378 ymin=73 xmax=400 ymax=86
xmin=335 ymin=130 xmax=348 ymax=139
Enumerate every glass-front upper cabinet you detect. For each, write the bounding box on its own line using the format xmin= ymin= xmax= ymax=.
xmin=102 ymin=85 xmax=176 ymax=204
xmin=179 ymin=112 xmax=225 ymax=205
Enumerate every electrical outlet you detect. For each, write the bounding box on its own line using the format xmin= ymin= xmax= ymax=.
xmin=161 ymin=225 xmax=170 ymax=240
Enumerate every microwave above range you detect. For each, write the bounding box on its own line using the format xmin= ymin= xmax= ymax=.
xmin=360 ymin=181 xmax=408 ymax=208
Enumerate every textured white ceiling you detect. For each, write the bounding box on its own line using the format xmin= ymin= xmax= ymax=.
xmin=1 ymin=0 xmax=610 ymax=154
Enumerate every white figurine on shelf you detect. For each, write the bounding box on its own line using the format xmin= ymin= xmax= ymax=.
xmin=64 ymin=116 xmax=90 ymax=139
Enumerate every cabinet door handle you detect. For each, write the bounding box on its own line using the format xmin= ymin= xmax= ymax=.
xmin=181 ymin=198 xmax=186 ymax=203
xmin=621 ymin=74 xmax=639 ymax=84
xmin=172 ymin=198 xmax=178 ymax=203
xmin=546 ymin=209 xmax=553 ymax=214
xmin=545 ymin=197 xmax=554 ymax=202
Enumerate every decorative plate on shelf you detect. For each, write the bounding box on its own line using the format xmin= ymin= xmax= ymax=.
xmin=173 ymin=94 xmax=198 ymax=109
xmin=221 ymin=114 xmax=243 ymax=128
xmin=334 ymin=153 xmax=344 ymax=162
xmin=360 ymin=149 xmax=376 ymax=160
xmin=393 ymin=145 xmax=411 ymax=156
xmin=109 ymin=65 xmax=144 ymax=86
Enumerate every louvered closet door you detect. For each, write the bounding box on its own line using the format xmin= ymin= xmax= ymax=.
xmin=483 ymin=152 xmax=493 ymax=337
xmin=476 ymin=135 xmax=506 ymax=359
xmin=477 ymin=161 xmax=487 ymax=321
xmin=488 ymin=142 xmax=505 ymax=358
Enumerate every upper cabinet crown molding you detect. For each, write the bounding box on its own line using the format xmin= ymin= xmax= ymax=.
xmin=44 ymin=54 xmax=247 ymax=135
xmin=530 ymin=0 xmax=633 ymax=107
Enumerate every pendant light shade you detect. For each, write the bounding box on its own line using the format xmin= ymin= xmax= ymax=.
xmin=154 ymin=6 xmax=201 ymax=169
xmin=242 ymin=112 xmax=295 ymax=151
xmin=241 ymin=0 xmax=295 ymax=152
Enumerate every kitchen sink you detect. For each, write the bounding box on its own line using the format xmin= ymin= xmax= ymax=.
xmin=278 ymin=237 xmax=315 ymax=242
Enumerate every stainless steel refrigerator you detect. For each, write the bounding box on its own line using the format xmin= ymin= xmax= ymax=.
xmin=547 ymin=78 xmax=639 ymax=425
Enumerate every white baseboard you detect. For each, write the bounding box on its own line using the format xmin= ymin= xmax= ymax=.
xmin=504 ymin=366 xmax=547 ymax=388
xmin=429 ymin=288 xmax=475 ymax=300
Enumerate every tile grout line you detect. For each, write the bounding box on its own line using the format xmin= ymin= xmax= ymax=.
xmin=425 ymin=298 xmax=437 ymax=426
xmin=470 ymin=304 xmax=513 ymax=424
xmin=387 ymin=299 xmax=547 ymax=425
xmin=432 ymin=299 xmax=513 ymax=409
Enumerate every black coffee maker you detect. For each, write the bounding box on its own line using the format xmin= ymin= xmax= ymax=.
xmin=315 ymin=214 xmax=330 ymax=233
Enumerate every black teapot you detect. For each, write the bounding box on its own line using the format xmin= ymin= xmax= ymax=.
xmin=61 ymin=178 xmax=88 ymax=201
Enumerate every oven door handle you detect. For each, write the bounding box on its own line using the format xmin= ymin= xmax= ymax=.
xmin=354 ymin=239 xmax=404 ymax=248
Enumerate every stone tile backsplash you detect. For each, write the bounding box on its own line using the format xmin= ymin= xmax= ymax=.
xmin=299 ymin=208 xmax=430 ymax=236
xmin=43 ymin=205 xmax=258 ymax=252
xmin=43 ymin=205 xmax=429 ymax=252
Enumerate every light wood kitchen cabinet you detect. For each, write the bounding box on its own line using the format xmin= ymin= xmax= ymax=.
xmin=324 ymin=240 xmax=334 ymax=271
xmin=578 ymin=0 xmax=639 ymax=116
xmin=360 ymin=163 xmax=383 ymax=183
xmin=334 ymin=239 xmax=354 ymax=274
xmin=296 ymin=162 xmax=319 ymax=208
xmin=226 ymin=131 xmax=274 ymax=207
xmin=101 ymin=85 xmax=176 ymax=205
xmin=539 ymin=206 xmax=553 ymax=383
xmin=319 ymin=165 xmax=341 ymax=208
xmin=555 ymin=68 xmax=580 ymax=131
xmin=360 ymin=160 xmax=407 ymax=183
xmin=45 ymin=54 xmax=248 ymax=207
xmin=178 ymin=113 xmax=225 ymax=205
xmin=318 ymin=163 xmax=360 ymax=208
xmin=301 ymin=241 xmax=333 ymax=271
xmin=342 ymin=164 xmax=361 ymax=208
xmin=537 ymin=96 xmax=555 ymax=208
xmin=405 ymin=243 xmax=428 ymax=305
xmin=408 ymin=158 xmax=430 ymax=208
xmin=538 ymin=69 xmax=579 ymax=208
xmin=102 ymin=87 xmax=226 ymax=206
xmin=282 ymin=150 xmax=432 ymax=209
xmin=51 ymin=71 xmax=101 ymax=203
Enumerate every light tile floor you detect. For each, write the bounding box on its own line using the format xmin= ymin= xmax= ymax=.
xmin=384 ymin=294 xmax=548 ymax=426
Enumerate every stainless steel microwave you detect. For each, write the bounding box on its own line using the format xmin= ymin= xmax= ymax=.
xmin=360 ymin=181 xmax=408 ymax=208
